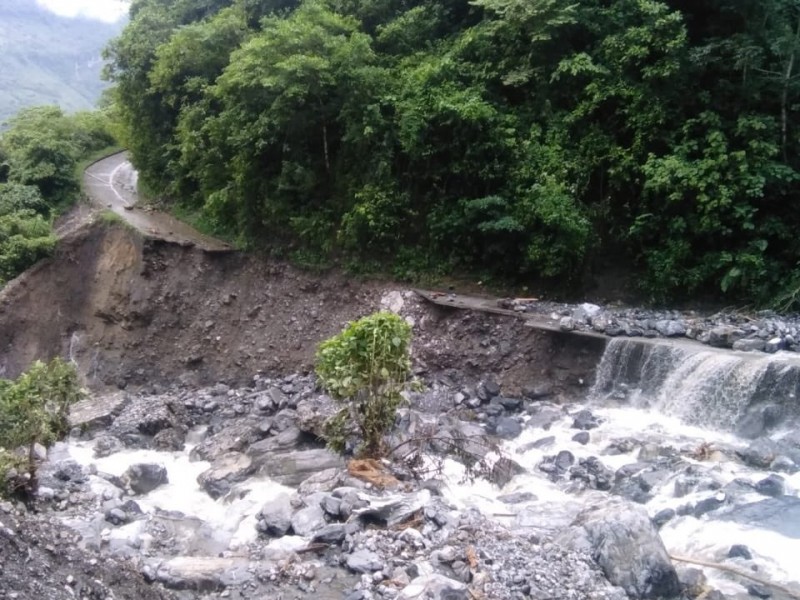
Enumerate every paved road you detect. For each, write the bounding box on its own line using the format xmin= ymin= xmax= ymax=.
xmin=83 ymin=152 xmax=233 ymax=253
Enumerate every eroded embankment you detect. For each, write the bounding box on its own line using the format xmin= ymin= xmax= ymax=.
xmin=0 ymin=222 xmax=604 ymax=394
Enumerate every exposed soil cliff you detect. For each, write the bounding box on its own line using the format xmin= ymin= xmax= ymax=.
xmin=0 ymin=221 xmax=603 ymax=396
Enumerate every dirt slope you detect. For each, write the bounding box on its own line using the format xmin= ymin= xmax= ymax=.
xmin=0 ymin=221 xmax=603 ymax=395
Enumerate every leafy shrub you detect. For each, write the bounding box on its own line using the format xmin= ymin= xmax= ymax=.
xmin=316 ymin=311 xmax=412 ymax=457
xmin=0 ymin=358 xmax=84 ymax=498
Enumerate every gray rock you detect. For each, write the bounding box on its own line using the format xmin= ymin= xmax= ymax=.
xmin=718 ymin=497 xmax=800 ymax=539
xmin=677 ymin=567 xmax=706 ymax=598
xmin=105 ymin=508 xmax=128 ymax=526
xmin=353 ymin=490 xmax=430 ymax=527
xmin=652 ymin=508 xmax=675 ymax=528
xmin=560 ymin=500 xmax=680 ymax=599
xmin=559 ymin=316 xmax=576 ymax=331
xmin=257 ymin=448 xmax=345 ymax=486
xmin=123 ymin=463 xmax=168 ymax=495
xmin=732 ymin=338 xmax=766 ymax=352
xmin=493 ymin=417 xmax=522 ymax=440
xmin=708 ymin=325 xmax=744 ymax=348
xmin=497 ymin=491 xmax=537 ymax=504
xmin=572 ymin=410 xmax=600 ymax=430
xmin=197 ymin=453 xmax=255 ymax=500
xmin=655 ymin=320 xmax=686 ymax=337
xmin=346 ymin=549 xmax=383 ymax=573
xmin=397 ymin=574 xmax=468 ymax=600
xmin=755 ymin=474 xmax=785 ymax=498
xmin=291 ymin=503 xmax=327 ymax=537
xmin=320 ymin=494 xmax=342 ymax=517
xmin=572 ymin=431 xmax=590 ymax=445
xmin=728 ymin=544 xmax=753 ymax=560
xmin=154 ymin=557 xmax=252 ymax=590
xmin=765 ymin=337 xmax=784 ymax=353
xmin=258 ymin=493 xmax=293 ymax=537
xmin=489 ymin=457 xmax=526 ymax=487
xmin=312 ymin=523 xmax=346 ymax=544
xmin=523 ymin=383 xmax=554 ymax=400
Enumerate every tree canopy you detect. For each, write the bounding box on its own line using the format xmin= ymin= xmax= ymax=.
xmin=105 ymin=0 xmax=800 ymax=306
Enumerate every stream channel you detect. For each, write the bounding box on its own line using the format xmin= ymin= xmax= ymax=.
xmin=53 ymin=336 xmax=800 ymax=598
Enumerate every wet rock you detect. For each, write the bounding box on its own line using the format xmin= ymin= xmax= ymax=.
xmin=754 ymin=474 xmax=785 ymax=498
xmin=497 ymin=397 xmax=522 ymax=411
xmin=747 ymin=583 xmax=772 ymax=598
xmin=153 ymin=428 xmax=185 ymax=451
xmin=560 ymin=500 xmax=680 ymax=599
xmin=572 ymin=410 xmax=600 ymax=430
xmin=492 ymin=417 xmax=522 ymax=440
xmin=312 ymin=523 xmax=346 ymax=544
xmin=153 ymin=556 xmax=252 ymax=590
xmin=555 ymin=450 xmax=575 ymax=471
xmin=654 ymin=320 xmax=686 ymax=337
xmin=732 ymin=338 xmax=766 ymax=352
xmin=346 ymin=549 xmax=383 ymax=573
xmin=718 ymin=497 xmax=800 ymax=538
xmin=104 ymin=508 xmax=128 ymax=526
xmin=291 ymin=502 xmax=327 ymax=537
xmin=197 ymin=452 xmax=255 ymax=500
xmin=523 ymin=383 xmax=553 ymax=400
xmin=708 ymin=325 xmax=744 ymax=348
xmin=257 ymin=493 xmax=293 ymax=537
xmin=518 ymin=436 xmax=556 ymax=452
xmin=572 ymin=431 xmax=590 ymax=445
xmin=570 ymin=457 xmax=613 ymax=491
xmin=489 ymin=457 xmax=526 ymax=487
xmin=652 ymin=508 xmax=675 ymax=529
xmin=736 ymin=439 xmax=782 ymax=468
xmin=693 ymin=493 xmax=727 ymax=517
xmin=728 ymin=544 xmax=753 ymax=560
xmin=676 ymin=567 xmax=706 ymax=599
xmin=93 ymin=435 xmax=123 ymax=458
xmin=736 ymin=404 xmax=784 ymax=439
xmin=397 ymin=574 xmax=468 ymax=600
xmin=258 ymin=448 xmax=345 ymax=486
xmin=123 ymin=463 xmax=168 ymax=495
xmin=497 ymin=491 xmax=537 ymax=504
xmin=765 ymin=337 xmax=784 ymax=353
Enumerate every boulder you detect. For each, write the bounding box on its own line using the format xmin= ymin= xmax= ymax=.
xmin=572 ymin=410 xmax=600 ymax=431
xmin=708 ymin=325 xmax=744 ymax=348
xmin=257 ymin=494 xmax=293 ymax=537
xmin=755 ymin=474 xmax=785 ymax=498
xmin=257 ymin=449 xmax=345 ymax=486
xmin=291 ymin=502 xmax=327 ymax=537
xmin=346 ymin=549 xmax=383 ymax=573
xmin=560 ymin=500 xmax=680 ymax=599
xmin=718 ymin=497 xmax=800 ymax=539
xmin=123 ymin=463 xmax=168 ymax=495
xmin=654 ymin=320 xmax=686 ymax=337
xmin=397 ymin=574 xmax=469 ymax=600
xmin=197 ymin=453 xmax=255 ymax=500
xmin=153 ymin=557 xmax=252 ymax=591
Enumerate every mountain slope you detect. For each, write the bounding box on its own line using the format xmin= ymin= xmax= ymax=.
xmin=0 ymin=0 xmax=124 ymax=123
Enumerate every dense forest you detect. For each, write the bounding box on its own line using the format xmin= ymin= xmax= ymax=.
xmin=0 ymin=107 xmax=116 ymax=282
xmin=107 ymin=1 xmax=800 ymax=304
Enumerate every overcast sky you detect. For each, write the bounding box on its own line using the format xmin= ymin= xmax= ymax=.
xmin=35 ymin=0 xmax=129 ymax=23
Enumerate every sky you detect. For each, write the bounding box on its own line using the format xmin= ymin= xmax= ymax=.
xmin=35 ymin=0 xmax=129 ymax=23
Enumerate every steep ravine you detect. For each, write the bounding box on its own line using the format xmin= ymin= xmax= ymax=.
xmin=2 ymin=220 xmax=800 ymax=600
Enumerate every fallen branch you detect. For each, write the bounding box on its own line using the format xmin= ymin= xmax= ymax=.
xmin=670 ymin=554 xmax=800 ymax=600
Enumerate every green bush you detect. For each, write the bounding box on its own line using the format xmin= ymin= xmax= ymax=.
xmin=0 ymin=358 xmax=84 ymax=498
xmin=316 ymin=311 xmax=412 ymax=457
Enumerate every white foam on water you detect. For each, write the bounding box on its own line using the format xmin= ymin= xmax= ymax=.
xmin=66 ymin=440 xmax=294 ymax=551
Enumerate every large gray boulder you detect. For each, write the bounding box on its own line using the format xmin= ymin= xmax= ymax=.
xmin=123 ymin=463 xmax=168 ymax=495
xmin=257 ymin=448 xmax=345 ymax=486
xmin=397 ymin=574 xmax=468 ymax=600
xmin=257 ymin=493 xmax=293 ymax=537
xmin=197 ymin=452 xmax=255 ymax=499
xmin=559 ymin=500 xmax=680 ymax=599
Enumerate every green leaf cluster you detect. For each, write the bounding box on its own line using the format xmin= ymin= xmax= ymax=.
xmin=105 ymin=0 xmax=800 ymax=306
xmin=0 ymin=358 xmax=84 ymax=498
xmin=315 ymin=311 xmax=412 ymax=456
xmin=0 ymin=107 xmax=116 ymax=285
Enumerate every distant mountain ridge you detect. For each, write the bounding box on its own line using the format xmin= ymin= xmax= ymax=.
xmin=0 ymin=0 xmax=124 ymax=123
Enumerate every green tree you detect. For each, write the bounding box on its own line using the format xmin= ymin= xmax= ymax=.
xmin=316 ymin=311 xmax=412 ymax=456
xmin=0 ymin=358 xmax=84 ymax=498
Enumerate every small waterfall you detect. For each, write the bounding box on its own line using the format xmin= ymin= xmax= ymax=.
xmin=591 ymin=338 xmax=800 ymax=430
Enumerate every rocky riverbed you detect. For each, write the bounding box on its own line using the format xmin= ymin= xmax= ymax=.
xmin=4 ymin=361 xmax=798 ymax=600
xmin=500 ymin=297 xmax=800 ymax=355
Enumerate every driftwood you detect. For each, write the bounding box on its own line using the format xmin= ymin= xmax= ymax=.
xmin=670 ymin=554 xmax=800 ymax=600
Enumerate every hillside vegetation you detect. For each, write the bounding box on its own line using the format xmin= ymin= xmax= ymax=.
xmin=106 ymin=0 xmax=800 ymax=305
xmin=0 ymin=0 xmax=123 ymax=124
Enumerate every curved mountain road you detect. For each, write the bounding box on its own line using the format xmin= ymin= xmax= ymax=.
xmin=83 ymin=152 xmax=233 ymax=252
